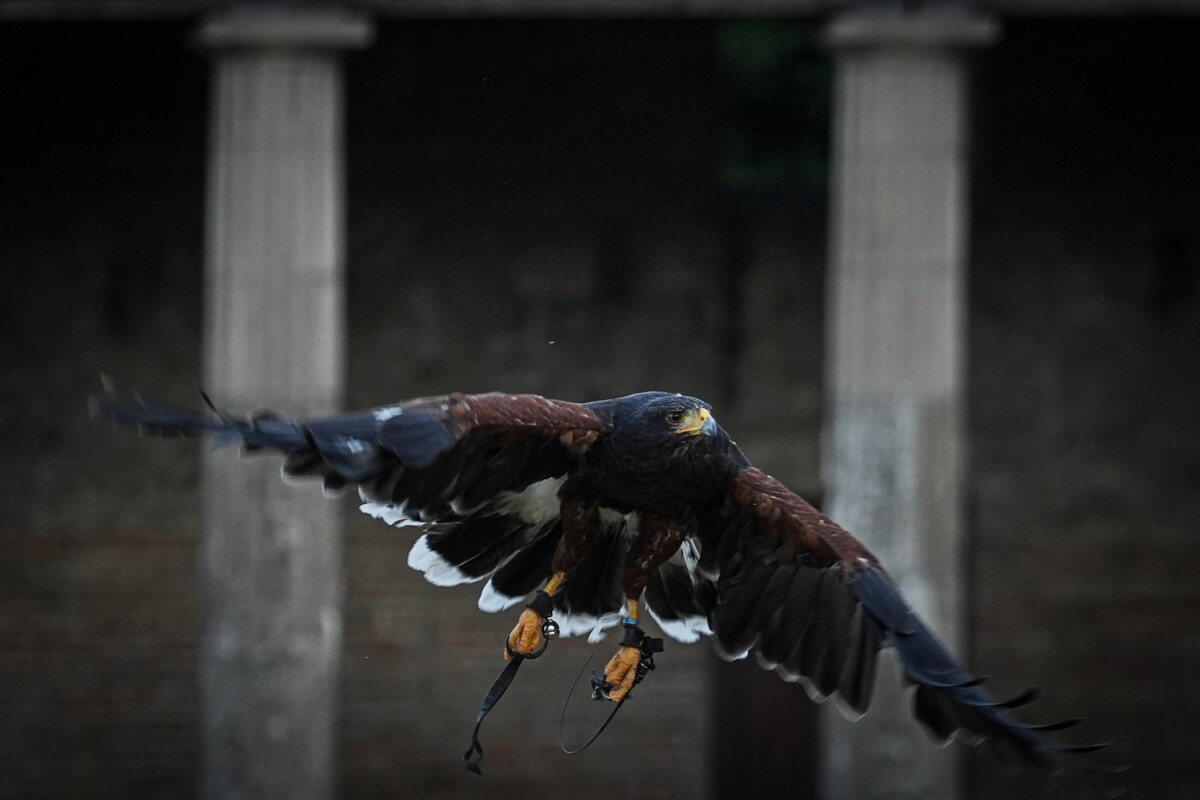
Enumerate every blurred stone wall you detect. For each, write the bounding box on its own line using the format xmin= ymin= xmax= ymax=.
xmin=968 ymin=20 xmax=1200 ymax=800
xmin=1 ymin=17 xmax=1197 ymax=800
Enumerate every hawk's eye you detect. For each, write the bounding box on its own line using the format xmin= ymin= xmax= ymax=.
xmin=665 ymin=409 xmax=685 ymax=426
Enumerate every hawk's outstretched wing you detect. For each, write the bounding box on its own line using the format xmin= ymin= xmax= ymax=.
xmin=644 ymin=464 xmax=1119 ymax=796
xmin=91 ymin=380 xmax=625 ymax=631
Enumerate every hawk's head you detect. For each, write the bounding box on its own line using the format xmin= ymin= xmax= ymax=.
xmin=602 ymin=392 xmax=725 ymax=459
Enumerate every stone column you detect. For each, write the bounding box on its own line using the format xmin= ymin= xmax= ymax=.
xmin=820 ymin=10 xmax=998 ymax=800
xmin=195 ymin=10 xmax=371 ymax=800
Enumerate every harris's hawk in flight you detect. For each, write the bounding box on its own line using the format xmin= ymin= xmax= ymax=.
xmin=92 ymin=380 xmax=1118 ymax=795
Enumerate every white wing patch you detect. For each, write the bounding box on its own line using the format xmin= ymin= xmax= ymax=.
xmin=497 ymin=476 xmax=565 ymax=524
xmin=391 ymin=478 xmax=571 ymax=591
xmin=555 ymin=610 xmax=624 ymax=643
xmin=406 ymin=534 xmax=479 ymax=587
xmin=359 ymin=501 xmax=426 ymax=528
xmin=478 ymin=578 xmax=525 ymax=613
xmin=646 ymin=606 xmax=712 ymax=645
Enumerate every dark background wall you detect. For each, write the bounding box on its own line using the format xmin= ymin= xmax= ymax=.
xmin=1 ymin=17 xmax=1197 ymax=800
xmin=969 ymin=20 xmax=1200 ymax=800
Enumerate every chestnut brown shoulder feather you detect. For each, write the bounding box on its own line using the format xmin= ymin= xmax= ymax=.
xmin=729 ymin=466 xmax=878 ymax=569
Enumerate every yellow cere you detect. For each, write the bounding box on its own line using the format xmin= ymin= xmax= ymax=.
xmin=677 ymin=407 xmax=710 ymax=436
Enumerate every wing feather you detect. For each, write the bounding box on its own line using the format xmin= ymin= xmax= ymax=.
xmin=482 ymin=525 xmax=561 ymax=607
xmin=693 ymin=464 xmax=1119 ymax=795
xmin=91 ymin=382 xmax=611 ymax=617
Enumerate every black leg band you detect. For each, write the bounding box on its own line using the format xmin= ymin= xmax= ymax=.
xmin=526 ymin=589 xmax=554 ymax=618
xmin=620 ymin=623 xmax=664 ymax=654
xmin=621 ymin=622 xmax=644 ymax=648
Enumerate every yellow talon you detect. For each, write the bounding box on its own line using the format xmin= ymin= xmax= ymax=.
xmin=504 ymin=608 xmax=545 ymax=660
xmin=602 ymin=645 xmax=641 ymax=702
xmin=504 ymin=572 xmax=567 ymax=660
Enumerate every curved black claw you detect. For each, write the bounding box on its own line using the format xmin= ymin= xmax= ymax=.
xmin=590 ymin=673 xmax=614 ymax=701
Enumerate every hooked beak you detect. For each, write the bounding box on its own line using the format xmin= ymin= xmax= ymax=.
xmin=677 ymin=407 xmax=717 ymax=437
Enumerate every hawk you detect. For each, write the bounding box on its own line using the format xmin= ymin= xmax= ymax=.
xmin=92 ymin=380 xmax=1117 ymax=794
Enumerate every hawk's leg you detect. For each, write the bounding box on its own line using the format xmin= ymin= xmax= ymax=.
xmin=599 ymin=599 xmax=646 ymax=702
xmin=600 ymin=513 xmax=686 ymax=701
xmin=504 ymin=572 xmax=564 ymax=660
xmin=504 ymin=500 xmax=602 ymax=660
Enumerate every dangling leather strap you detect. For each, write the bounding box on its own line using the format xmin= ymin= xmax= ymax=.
xmin=463 ymin=592 xmax=558 ymax=775
xmin=463 ymin=655 xmax=523 ymax=774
